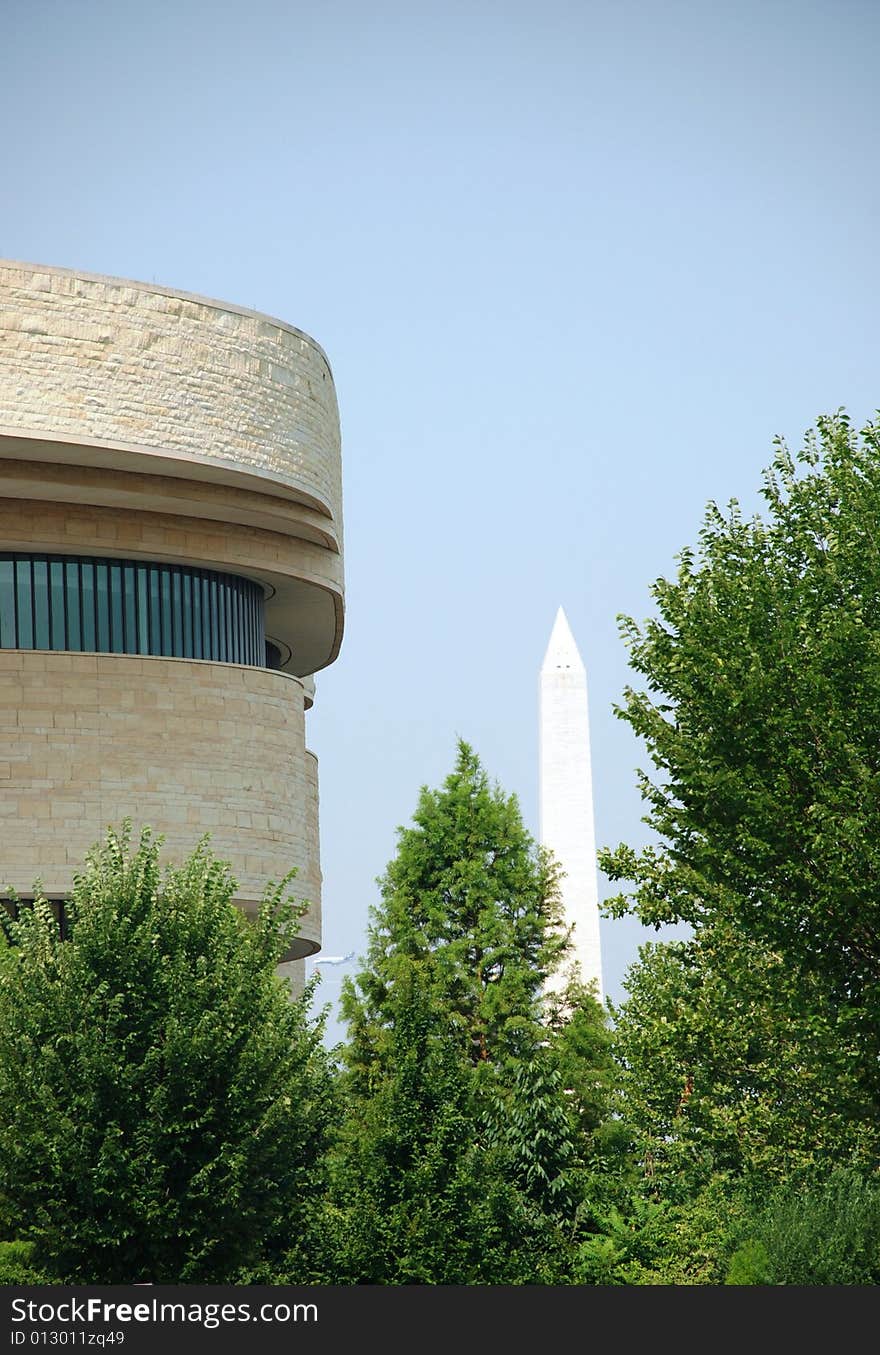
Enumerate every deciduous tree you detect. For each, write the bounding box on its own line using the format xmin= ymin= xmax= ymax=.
xmin=602 ymin=414 xmax=880 ymax=1167
xmin=0 ymin=826 xmax=334 ymax=1283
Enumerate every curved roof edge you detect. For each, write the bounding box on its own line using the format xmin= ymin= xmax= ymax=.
xmin=0 ymin=257 xmax=335 ymax=379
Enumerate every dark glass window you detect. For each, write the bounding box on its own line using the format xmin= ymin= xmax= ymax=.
xmin=148 ymin=568 xmax=160 ymax=653
xmin=49 ymin=560 xmax=65 ymax=649
xmin=182 ymin=573 xmax=193 ymax=659
xmin=209 ymin=577 xmax=219 ymax=659
xmin=172 ymin=572 xmax=183 ymax=656
xmin=15 ymin=560 xmax=33 ymax=648
xmin=217 ymin=579 xmax=227 ymax=663
xmin=0 ymin=555 xmax=267 ymax=667
xmin=65 ymin=561 xmax=81 ymax=651
xmin=159 ymin=568 xmax=172 ymax=656
xmin=123 ymin=566 xmax=137 ymax=653
xmin=96 ymin=564 xmax=110 ymax=652
xmin=136 ymin=566 xmax=148 ymax=654
xmin=0 ymin=560 xmax=14 ymax=649
xmin=236 ymin=588 xmax=245 ymax=662
xmin=110 ymin=564 xmax=124 ymax=654
xmin=81 ymin=562 xmax=96 ymax=651
xmin=192 ymin=574 xmax=203 ymax=660
xmin=34 ymin=560 xmax=51 ymax=649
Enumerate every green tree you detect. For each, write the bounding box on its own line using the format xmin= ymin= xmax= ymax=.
xmin=347 ymin=741 xmax=565 ymax=1071
xmin=333 ymin=742 xmax=588 ymax=1282
xmin=611 ymin=928 xmax=877 ymax=1191
xmin=546 ymin=977 xmax=623 ymax=1158
xmin=0 ymin=825 xmax=334 ymax=1283
xmin=330 ymin=955 xmax=564 ymax=1283
xmin=602 ymin=413 xmax=880 ymax=1169
xmin=575 ymin=1171 xmax=762 ymax=1285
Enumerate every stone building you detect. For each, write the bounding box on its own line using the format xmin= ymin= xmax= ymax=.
xmin=0 ymin=260 xmax=344 ymax=986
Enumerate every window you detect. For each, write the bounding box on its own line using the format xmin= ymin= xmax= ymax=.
xmin=0 ymin=555 xmax=268 ymax=666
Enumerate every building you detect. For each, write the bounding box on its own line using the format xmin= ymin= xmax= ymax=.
xmin=0 ymin=260 xmax=344 ymax=987
xmin=539 ymin=606 xmax=603 ymax=998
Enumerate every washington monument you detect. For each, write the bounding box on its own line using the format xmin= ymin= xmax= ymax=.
xmin=539 ymin=606 xmax=604 ymax=998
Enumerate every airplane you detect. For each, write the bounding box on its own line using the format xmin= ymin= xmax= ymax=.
xmin=311 ymin=950 xmax=355 ymax=967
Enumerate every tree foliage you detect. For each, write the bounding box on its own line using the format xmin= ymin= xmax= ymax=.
xmin=0 ymin=825 xmax=334 ymax=1283
xmin=332 ymin=741 xmax=612 ymax=1282
xmin=602 ymin=413 xmax=880 ymax=1171
xmin=726 ymin=1168 xmax=880 ymax=1285
xmin=346 ymin=740 xmax=565 ymax=1071
xmin=0 ymin=1240 xmax=49 ymax=1284
xmin=612 ymin=929 xmax=878 ymax=1190
xmin=575 ymin=1175 xmax=749 ymax=1285
xmin=9 ymin=414 xmax=880 ymax=1285
xmin=330 ymin=956 xmax=565 ymax=1283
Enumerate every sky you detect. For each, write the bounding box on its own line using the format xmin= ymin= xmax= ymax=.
xmin=2 ymin=0 xmax=878 ymax=1034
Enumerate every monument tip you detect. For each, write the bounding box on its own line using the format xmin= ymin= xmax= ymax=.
xmin=541 ymin=605 xmax=585 ymax=674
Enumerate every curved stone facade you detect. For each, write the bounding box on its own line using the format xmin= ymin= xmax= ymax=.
xmin=0 ymin=262 xmax=344 ymax=960
xmin=0 ymin=494 xmax=340 ymax=676
xmin=0 ymin=653 xmax=321 ymax=957
xmin=0 ymin=261 xmax=344 ymax=673
xmin=0 ymin=262 xmax=341 ymax=517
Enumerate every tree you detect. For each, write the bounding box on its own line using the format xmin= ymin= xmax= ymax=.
xmin=612 ymin=928 xmax=878 ymax=1191
xmin=330 ymin=954 xmax=562 ymax=1283
xmin=332 ymin=742 xmax=587 ymax=1282
xmin=601 ymin=413 xmax=880 ymax=1166
xmin=574 ymin=1176 xmax=750 ymax=1285
xmin=0 ymin=825 xmax=334 ymax=1283
xmin=347 ymin=740 xmax=565 ymax=1071
xmin=546 ymin=976 xmax=622 ymax=1157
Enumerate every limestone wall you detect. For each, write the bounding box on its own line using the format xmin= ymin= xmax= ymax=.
xmin=0 ymin=651 xmax=321 ymax=956
xmin=0 ymin=261 xmax=341 ymax=522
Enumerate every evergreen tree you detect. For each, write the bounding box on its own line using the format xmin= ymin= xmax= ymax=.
xmin=331 ymin=955 xmax=554 ymax=1283
xmin=348 ymin=741 xmax=565 ymax=1069
xmin=0 ymin=825 xmax=334 ymax=1283
xmin=333 ymin=741 xmax=589 ymax=1282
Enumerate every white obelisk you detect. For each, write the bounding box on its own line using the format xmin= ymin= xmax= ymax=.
xmin=539 ymin=607 xmax=603 ymax=998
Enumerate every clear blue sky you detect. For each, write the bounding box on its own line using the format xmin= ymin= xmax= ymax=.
xmin=2 ymin=1 xmax=878 ymax=1028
